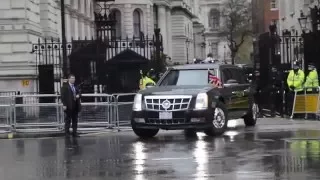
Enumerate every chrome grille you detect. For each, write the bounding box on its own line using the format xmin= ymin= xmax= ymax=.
xmin=144 ymin=95 xmax=192 ymax=111
xmin=146 ymin=118 xmax=186 ymax=125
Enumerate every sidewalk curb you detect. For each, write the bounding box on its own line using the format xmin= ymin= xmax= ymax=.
xmin=0 ymin=132 xmax=66 ymax=139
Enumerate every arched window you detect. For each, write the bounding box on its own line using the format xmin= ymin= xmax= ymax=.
xmin=133 ymin=9 xmax=142 ymax=38
xmin=209 ymin=9 xmax=220 ymax=29
xmin=111 ymin=9 xmax=121 ymax=38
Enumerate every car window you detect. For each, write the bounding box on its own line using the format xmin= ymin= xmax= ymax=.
xmin=159 ymin=69 xmax=217 ymax=86
xmin=222 ymin=68 xmax=247 ymax=84
xmin=229 ymin=68 xmax=247 ymax=84
xmin=221 ymin=69 xmax=233 ymax=83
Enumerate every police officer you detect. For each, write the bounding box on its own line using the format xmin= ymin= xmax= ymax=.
xmin=148 ymin=68 xmax=158 ymax=82
xmin=286 ymin=61 xmax=305 ymax=116
xmin=139 ymin=69 xmax=156 ymax=90
xmin=268 ymin=66 xmax=282 ymax=117
xmin=304 ymin=63 xmax=319 ymax=92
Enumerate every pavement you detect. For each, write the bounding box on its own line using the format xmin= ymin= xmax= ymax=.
xmin=0 ymin=118 xmax=320 ymax=179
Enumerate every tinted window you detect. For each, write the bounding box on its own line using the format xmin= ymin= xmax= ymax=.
xmin=230 ymin=68 xmax=247 ymax=84
xmin=222 ymin=69 xmax=233 ymax=83
xmin=222 ymin=68 xmax=247 ymax=84
xmin=160 ymin=69 xmax=217 ymax=86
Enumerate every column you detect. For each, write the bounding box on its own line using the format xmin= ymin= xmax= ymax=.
xmin=65 ymin=10 xmax=72 ymax=41
xmin=72 ymin=14 xmax=79 ymax=39
xmin=158 ymin=5 xmax=168 ymax=54
xmin=166 ymin=8 xmax=172 ymax=58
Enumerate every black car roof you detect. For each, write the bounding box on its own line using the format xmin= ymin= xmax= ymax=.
xmin=171 ymin=63 xmax=238 ymax=70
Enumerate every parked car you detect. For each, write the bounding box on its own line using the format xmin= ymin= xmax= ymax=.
xmin=131 ymin=63 xmax=259 ymax=138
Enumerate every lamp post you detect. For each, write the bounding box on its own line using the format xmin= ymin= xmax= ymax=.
xmin=186 ymin=38 xmax=191 ymax=64
xmin=310 ymin=5 xmax=320 ymax=32
xmin=60 ymin=0 xmax=68 ymax=79
xmin=298 ymin=11 xmax=308 ymax=34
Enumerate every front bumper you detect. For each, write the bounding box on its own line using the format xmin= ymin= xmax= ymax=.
xmin=131 ymin=109 xmax=213 ymax=130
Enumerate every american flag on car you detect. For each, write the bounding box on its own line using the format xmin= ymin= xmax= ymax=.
xmin=208 ymin=70 xmax=222 ymax=88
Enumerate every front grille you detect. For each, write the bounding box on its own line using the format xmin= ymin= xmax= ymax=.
xmin=144 ymin=95 xmax=192 ymax=111
xmin=146 ymin=118 xmax=186 ymax=125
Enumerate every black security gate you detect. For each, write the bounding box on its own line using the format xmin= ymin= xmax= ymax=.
xmin=254 ymin=23 xmax=320 ymax=116
xmin=31 ymin=1 xmax=164 ymax=94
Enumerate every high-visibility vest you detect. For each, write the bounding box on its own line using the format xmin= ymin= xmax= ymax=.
xmin=139 ymin=76 xmax=156 ymax=90
xmin=304 ymin=70 xmax=319 ymax=91
xmin=287 ymin=69 xmax=305 ymax=91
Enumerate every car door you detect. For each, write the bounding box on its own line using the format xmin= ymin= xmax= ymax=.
xmin=221 ymin=67 xmax=250 ymax=119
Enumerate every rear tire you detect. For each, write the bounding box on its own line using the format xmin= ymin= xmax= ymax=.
xmin=244 ymin=102 xmax=259 ymax=127
xmin=204 ymin=101 xmax=228 ymax=137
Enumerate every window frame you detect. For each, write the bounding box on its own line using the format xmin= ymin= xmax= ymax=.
xmin=270 ymin=0 xmax=278 ymax=10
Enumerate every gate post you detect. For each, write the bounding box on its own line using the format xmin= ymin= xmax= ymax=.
xmin=154 ymin=28 xmax=162 ymax=73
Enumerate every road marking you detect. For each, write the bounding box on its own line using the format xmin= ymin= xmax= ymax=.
xmin=151 ymin=157 xmax=192 ymax=161
xmin=80 ymin=131 xmax=113 ymax=136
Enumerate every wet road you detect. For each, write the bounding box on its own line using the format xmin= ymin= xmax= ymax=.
xmin=1 ymin=119 xmax=320 ymax=180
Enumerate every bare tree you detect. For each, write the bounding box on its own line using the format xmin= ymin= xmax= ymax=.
xmin=222 ymin=0 xmax=252 ymax=64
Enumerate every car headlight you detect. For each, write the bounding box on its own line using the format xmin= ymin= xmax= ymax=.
xmin=195 ymin=93 xmax=208 ymax=110
xmin=133 ymin=94 xmax=142 ymax=111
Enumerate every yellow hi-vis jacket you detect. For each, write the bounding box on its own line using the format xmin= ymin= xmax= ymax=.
xmin=139 ymin=76 xmax=156 ymax=90
xmin=304 ymin=70 xmax=319 ymax=91
xmin=287 ymin=69 xmax=305 ymax=91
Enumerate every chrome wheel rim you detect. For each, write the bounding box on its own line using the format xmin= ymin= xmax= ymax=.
xmin=212 ymin=108 xmax=225 ymax=128
xmin=252 ymin=103 xmax=259 ymax=120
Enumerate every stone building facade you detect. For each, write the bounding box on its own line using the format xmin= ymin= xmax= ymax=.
xmin=0 ymin=0 xmax=208 ymax=92
xmin=279 ymin=0 xmax=318 ymax=34
xmin=200 ymin=0 xmax=230 ymax=62
xmin=0 ymin=0 xmax=94 ymax=92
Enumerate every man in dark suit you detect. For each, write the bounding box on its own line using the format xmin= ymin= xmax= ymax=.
xmin=61 ymin=74 xmax=81 ymax=137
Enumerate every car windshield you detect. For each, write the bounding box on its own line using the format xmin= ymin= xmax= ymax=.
xmin=159 ymin=69 xmax=217 ymax=86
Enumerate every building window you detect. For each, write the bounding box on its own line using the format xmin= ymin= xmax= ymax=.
xmin=133 ymin=9 xmax=142 ymax=38
xmin=209 ymin=9 xmax=220 ymax=30
xmin=111 ymin=9 xmax=121 ymax=38
xmin=270 ymin=0 xmax=277 ymax=9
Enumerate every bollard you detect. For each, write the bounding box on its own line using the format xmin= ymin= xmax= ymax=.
xmin=94 ymin=85 xmax=98 ymax=103
xmin=99 ymin=84 xmax=103 ymax=102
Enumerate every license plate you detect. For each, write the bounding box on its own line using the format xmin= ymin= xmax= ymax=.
xmin=159 ymin=112 xmax=172 ymax=119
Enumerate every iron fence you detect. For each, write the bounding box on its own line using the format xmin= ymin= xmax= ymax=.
xmin=0 ymin=93 xmax=136 ymax=133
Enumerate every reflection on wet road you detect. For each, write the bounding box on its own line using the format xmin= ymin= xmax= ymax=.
xmin=0 ymin=129 xmax=320 ymax=180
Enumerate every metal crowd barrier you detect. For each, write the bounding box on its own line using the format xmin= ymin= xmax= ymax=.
xmin=13 ymin=94 xmax=62 ymax=133
xmin=77 ymin=93 xmax=116 ymax=131
xmin=0 ymin=96 xmax=13 ymax=132
xmin=290 ymin=87 xmax=320 ymax=119
xmin=0 ymin=93 xmax=137 ymax=133
xmin=112 ymin=93 xmax=136 ymax=131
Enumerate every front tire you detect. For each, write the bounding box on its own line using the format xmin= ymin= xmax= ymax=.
xmin=204 ymin=102 xmax=228 ymax=136
xmin=244 ymin=102 xmax=259 ymax=127
xmin=132 ymin=123 xmax=159 ymax=138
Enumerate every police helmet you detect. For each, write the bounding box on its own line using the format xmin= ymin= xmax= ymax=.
xmin=308 ymin=63 xmax=315 ymax=68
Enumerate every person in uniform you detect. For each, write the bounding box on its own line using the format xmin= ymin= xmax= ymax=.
xmin=286 ymin=61 xmax=305 ymax=116
xmin=304 ymin=62 xmax=319 ymax=92
xmin=139 ymin=69 xmax=156 ymax=90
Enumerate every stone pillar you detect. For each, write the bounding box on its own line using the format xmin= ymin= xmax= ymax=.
xmin=79 ymin=18 xmax=85 ymax=39
xmin=158 ymin=5 xmax=167 ymax=54
xmin=72 ymin=14 xmax=79 ymax=39
xmin=65 ymin=10 xmax=72 ymax=41
xmin=166 ymin=8 xmax=172 ymax=58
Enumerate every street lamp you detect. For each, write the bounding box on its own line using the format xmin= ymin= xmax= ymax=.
xmin=60 ymin=0 xmax=68 ymax=79
xmin=186 ymin=38 xmax=191 ymax=64
xmin=298 ymin=11 xmax=308 ymax=33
